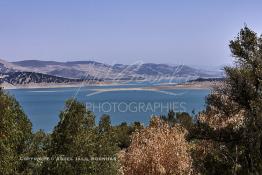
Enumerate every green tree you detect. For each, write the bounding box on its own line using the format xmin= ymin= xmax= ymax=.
xmin=96 ymin=115 xmax=119 ymax=175
xmin=115 ymin=122 xmax=143 ymax=149
xmin=175 ymin=112 xmax=193 ymax=131
xmin=43 ymin=99 xmax=97 ymax=174
xmin=26 ymin=130 xmax=50 ymax=174
xmin=0 ymin=88 xmax=32 ymax=174
xmin=98 ymin=114 xmax=111 ymax=133
xmin=160 ymin=110 xmax=193 ymax=130
xmin=193 ymin=26 xmax=262 ymax=174
xmin=44 ymin=99 xmax=118 ymax=175
xmin=160 ymin=110 xmax=176 ymax=127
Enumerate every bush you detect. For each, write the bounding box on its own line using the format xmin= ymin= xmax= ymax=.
xmin=119 ymin=117 xmax=192 ymax=175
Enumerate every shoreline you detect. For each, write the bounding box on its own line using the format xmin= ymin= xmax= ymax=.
xmin=1 ymin=81 xmax=220 ymax=90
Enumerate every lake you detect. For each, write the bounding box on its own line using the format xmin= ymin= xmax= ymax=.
xmin=7 ymin=85 xmax=210 ymax=132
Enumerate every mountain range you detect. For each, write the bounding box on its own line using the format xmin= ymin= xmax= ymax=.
xmin=0 ymin=59 xmax=99 ymax=86
xmin=0 ymin=59 xmax=223 ymax=85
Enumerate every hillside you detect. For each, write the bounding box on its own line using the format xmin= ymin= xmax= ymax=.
xmin=0 ymin=72 xmax=94 ymax=85
xmin=0 ymin=59 xmax=224 ymax=87
xmin=10 ymin=59 xmax=223 ymax=79
xmin=0 ymin=59 xmax=100 ymax=86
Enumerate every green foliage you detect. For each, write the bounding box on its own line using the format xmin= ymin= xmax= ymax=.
xmin=3 ymin=26 xmax=262 ymax=174
xmin=193 ymin=26 xmax=262 ymax=174
xmin=0 ymin=88 xmax=32 ymax=174
xmin=114 ymin=122 xmax=143 ymax=149
xmin=0 ymin=93 xmax=143 ymax=174
xmin=25 ymin=130 xmax=51 ymax=174
xmin=43 ymin=99 xmax=119 ymax=175
xmin=160 ymin=110 xmax=193 ymax=130
xmin=4 ymin=25 xmax=262 ymax=174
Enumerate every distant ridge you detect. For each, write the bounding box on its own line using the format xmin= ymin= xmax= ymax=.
xmin=10 ymin=59 xmax=223 ymax=79
xmin=189 ymin=77 xmax=225 ymax=82
xmin=0 ymin=71 xmax=84 ymax=85
xmin=0 ymin=59 xmax=101 ymax=86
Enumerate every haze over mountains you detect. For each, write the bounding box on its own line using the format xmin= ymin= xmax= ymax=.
xmin=0 ymin=58 xmax=223 ymax=85
xmin=12 ymin=59 xmax=223 ymax=78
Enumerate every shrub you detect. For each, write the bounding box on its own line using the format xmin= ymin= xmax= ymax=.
xmin=120 ymin=117 xmax=192 ymax=175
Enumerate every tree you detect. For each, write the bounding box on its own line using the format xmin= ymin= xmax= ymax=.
xmin=44 ymin=99 xmax=118 ymax=175
xmin=114 ymin=122 xmax=143 ymax=149
xmin=160 ymin=110 xmax=175 ymax=127
xmin=98 ymin=114 xmax=111 ymax=133
xmin=43 ymin=99 xmax=96 ymax=174
xmin=193 ymin=26 xmax=262 ymax=174
xmin=95 ymin=115 xmax=119 ymax=175
xmin=120 ymin=117 xmax=192 ymax=175
xmin=0 ymin=88 xmax=32 ymax=174
xmin=161 ymin=110 xmax=193 ymax=130
xmin=25 ymin=130 xmax=51 ymax=174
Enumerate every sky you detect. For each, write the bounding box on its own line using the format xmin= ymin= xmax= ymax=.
xmin=0 ymin=0 xmax=262 ymax=67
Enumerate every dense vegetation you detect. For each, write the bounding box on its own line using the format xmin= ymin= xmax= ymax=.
xmin=1 ymin=26 xmax=262 ymax=174
xmin=0 ymin=87 xmax=32 ymax=174
xmin=0 ymin=88 xmax=143 ymax=174
xmin=190 ymin=26 xmax=262 ymax=174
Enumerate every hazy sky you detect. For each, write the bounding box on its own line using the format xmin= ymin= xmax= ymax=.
xmin=0 ymin=0 xmax=262 ymax=66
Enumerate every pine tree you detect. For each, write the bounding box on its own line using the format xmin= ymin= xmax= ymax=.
xmin=193 ymin=26 xmax=262 ymax=174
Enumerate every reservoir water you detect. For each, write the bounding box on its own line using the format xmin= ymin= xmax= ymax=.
xmin=7 ymin=85 xmax=210 ymax=132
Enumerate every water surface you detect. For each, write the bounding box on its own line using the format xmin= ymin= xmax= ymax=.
xmin=8 ymin=85 xmax=210 ymax=132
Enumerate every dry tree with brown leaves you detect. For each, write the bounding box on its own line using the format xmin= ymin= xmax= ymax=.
xmin=119 ymin=117 xmax=193 ymax=175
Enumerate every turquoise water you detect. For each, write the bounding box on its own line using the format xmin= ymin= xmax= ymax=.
xmin=8 ymin=86 xmax=210 ymax=132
